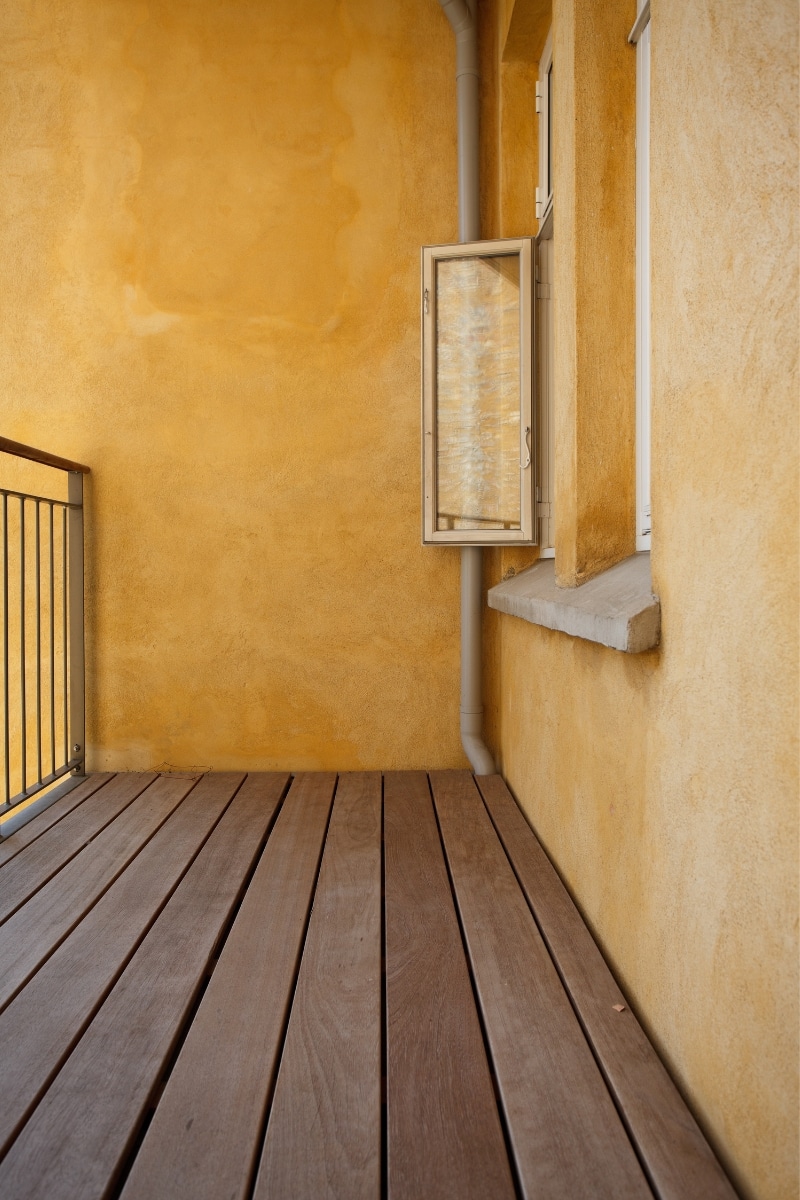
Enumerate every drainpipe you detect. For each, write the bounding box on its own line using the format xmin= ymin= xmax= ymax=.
xmin=437 ymin=0 xmax=496 ymax=775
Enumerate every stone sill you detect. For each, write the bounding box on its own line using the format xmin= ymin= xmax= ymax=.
xmin=487 ymin=552 xmax=660 ymax=653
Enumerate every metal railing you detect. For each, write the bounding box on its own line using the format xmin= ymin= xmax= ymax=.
xmin=0 ymin=438 xmax=89 ymax=812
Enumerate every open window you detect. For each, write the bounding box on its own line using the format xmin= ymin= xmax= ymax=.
xmin=535 ymin=212 xmax=555 ymax=554
xmin=535 ymin=27 xmax=553 ymax=225
xmin=631 ymin=0 xmax=651 ymax=550
xmin=535 ymin=27 xmax=555 ymax=555
xmin=421 ymin=238 xmax=535 ymax=545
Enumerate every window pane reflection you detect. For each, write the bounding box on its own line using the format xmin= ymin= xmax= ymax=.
xmin=435 ymin=255 xmax=521 ymax=531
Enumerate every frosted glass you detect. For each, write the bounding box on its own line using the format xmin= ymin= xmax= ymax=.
xmin=435 ymin=255 xmax=521 ymax=531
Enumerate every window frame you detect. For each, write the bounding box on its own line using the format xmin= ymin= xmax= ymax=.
xmin=535 ymin=27 xmax=555 ymax=555
xmin=535 ymin=209 xmax=555 ymax=556
xmin=421 ymin=237 xmax=536 ymax=547
xmin=536 ymin=27 xmax=554 ymax=226
xmin=631 ymin=1 xmax=652 ymax=550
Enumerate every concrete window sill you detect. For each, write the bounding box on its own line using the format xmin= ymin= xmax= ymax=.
xmin=487 ymin=552 xmax=660 ymax=653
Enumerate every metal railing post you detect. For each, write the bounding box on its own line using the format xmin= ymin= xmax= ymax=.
xmin=67 ymin=472 xmax=85 ymax=776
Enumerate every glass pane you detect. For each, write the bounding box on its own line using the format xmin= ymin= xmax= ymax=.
xmin=435 ymin=254 xmax=521 ymax=531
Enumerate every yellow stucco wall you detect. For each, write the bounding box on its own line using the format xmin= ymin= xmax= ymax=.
xmin=1 ymin=0 xmax=798 ymax=1195
xmin=0 ymin=0 xmax=472 ymax=772
xmin=485 ymin=1 xmax=799 ymax=1198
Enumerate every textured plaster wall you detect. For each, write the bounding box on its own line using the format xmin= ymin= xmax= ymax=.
xmin=484 ymin=1 xmax=799 ymax=1199
xmin=0 ymin=0 xmax=469 ymax=771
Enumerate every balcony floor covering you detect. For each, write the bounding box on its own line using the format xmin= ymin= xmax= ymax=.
xmin=0 ymin=770 xmax=735 ymax=1200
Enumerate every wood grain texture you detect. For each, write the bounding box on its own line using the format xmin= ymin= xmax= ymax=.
xmin=0 ymin=775 xmax=115 ymax=869
xmin=118 ymin=772 xmax=337 ymax=1200
xmin=0 ymin=773 xmax=155 ymax=923
xmin=476 ymin=774 xmax=738 ymax=1200
xmin=255 ymin=772 xmax=383 ymax=1200
xmin=0 ymin=773 xmax=183 ymax=1012
xmin=430 ymin=770 xmax=652 ymax=1200
xmin=0 ymin=772 xmax=257 ymax=1157
xmin=384 ymin=771 xmax=516 ymax=1200
xmin=0 ymin=772 xmax=291 ymax=1200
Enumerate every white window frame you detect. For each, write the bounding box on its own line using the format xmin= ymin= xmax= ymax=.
xmin=536 ymin=27 xmax=553 ymax=227
xmin=535 ymin=27 xmax=555 ymax=555
xmin=535 ymin=211 xmax=555 ymax=556
xmin=631 ymin=0 xmax=651 ymax=550
xmin=421 ymin=237 xmax=536 ymax=546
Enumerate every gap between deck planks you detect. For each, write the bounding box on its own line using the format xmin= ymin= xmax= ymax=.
xmin=0 ymin=770 xmax=736 ymax=1200
xmin=384 ymin=771 xmax=516 ymax=1200
xmin=0 ymin=773 xmax=292 ymax=1200
xmin=0 ymin=774 xmax=157 ymax=924
xmin=0 ymin=773 xmax=196 ymax=1013
xmin=0 ymin=774 xmax=116 ymax=870
xmin=0 ymin=772 xmax=251 ymax=1156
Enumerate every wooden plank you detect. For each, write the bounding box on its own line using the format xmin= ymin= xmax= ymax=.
xmin=0 ymin=774 xmax=115 ymax=869
xmin=476 ymin=774 xmax=738 ymax=1200
xmin=0 ymin=771 xmax=268 ymax=1157
xmin=0 ymin=773 xmax=157 ymax=923
xmin=118 ymin=772 xmax=336 ymax=1200
xmin=384 ymin=771 xmax=516 ymax=1200
xmin=430 ymin=770 xmax=652 ymax=1200
xmin=0 ymin=771 xmax=298 ymax=1200
xmin=0 ymin=772 xmax=191 ymax=1012
xmin=254 ymin=772 xmax=383 ymax=1200
xmin=0 ymin=773 xmax=335 ymax=1200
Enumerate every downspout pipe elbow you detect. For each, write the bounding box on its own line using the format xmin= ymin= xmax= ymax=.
xmin=437 ymin=0 xmax=479 ymax=76
xmin=460 ymin=547 xmax=496 ymax=775
xmin=460 ymin=712 xmax=497 ymax=776
xmin=437 ymin=0 xmax=472 ymax=36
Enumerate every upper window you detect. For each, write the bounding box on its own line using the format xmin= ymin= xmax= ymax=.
xmin=631 ymin=0 xmax=651 ymax=550
xmin=536 ymin=28 xmax=553 ymax=225
xmin=535 ymin=28 xmax=555 ymax=555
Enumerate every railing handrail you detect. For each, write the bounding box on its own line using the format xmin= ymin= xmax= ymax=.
xmin=0 ymin=437 xmax=91 ymax=475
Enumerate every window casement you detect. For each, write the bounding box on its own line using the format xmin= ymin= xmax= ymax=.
xmin=535 ymin=27 xmax=555 ymax=555
xmin=535 ymin=212 xmax=555 ymax=555
xmin=631 ymin=0 xmax=651 ymax=550
xmin=535 ymin=27 xmax=553 ymax=225
xmin=421 ymin=238 xmax=535 ymax=546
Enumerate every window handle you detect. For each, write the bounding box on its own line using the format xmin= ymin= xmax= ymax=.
xmin=521 ymin=426 xmax=531 ymax=470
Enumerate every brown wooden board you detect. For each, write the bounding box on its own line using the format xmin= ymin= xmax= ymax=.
xmin=0 ymin=773 xmax=157 ymax=924
xmin=384 ymin=771 xmax=516 ymax=1200
xmin=0 ymin=436 xmax=91 ymax=474
xmin=0 ymin=773 xmax=194 ymax=1012
xmin=0 ymin=772 xmax=261 ymax=1156
xmin=476 ymin=773 xmax=739 ymax=1200
xmin=0 ymin=772 xmax=293 ymax=1200
xmin=0 ymin=775 xmax=115 ymax=870
xmin=254 ymin=772 xmax=383 ymax=1200
xmin=117 ymin=772 xmax=337 ymax=1200
xmin=430 ymin=770 xmax=653 ymax=1200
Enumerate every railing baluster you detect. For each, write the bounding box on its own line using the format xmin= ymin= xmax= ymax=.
xmin=49 ymin=502 xmax=55 ymax=778
xmin=0 ymin=441 xmax=89 ymax=817
xmin=3 ymin=495 xmax=8 ymax=807
xmin=35 ymin=500 xmax=41 ymax=785
xmin=62 ymin=504 xmax=68 ymax=769
xmin=20 ymin=498 xmax=26 ymax=795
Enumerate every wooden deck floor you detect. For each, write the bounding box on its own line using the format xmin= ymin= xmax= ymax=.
xmin=0 ymin=770 xmax=736 ymax=1200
